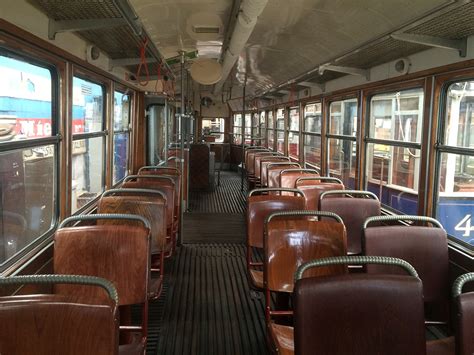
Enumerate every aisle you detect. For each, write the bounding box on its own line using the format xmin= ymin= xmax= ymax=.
xmin=148 ymin=171 xmax=269 ymax=355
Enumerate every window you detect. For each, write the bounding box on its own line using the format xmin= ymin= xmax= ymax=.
xmin=245 ymin=113 xmax=252 ymax=144
xmin=202 ymin=117 xmax=225 ymax=142
xmin=267 ymin=110 xmax=274 ymax=150
xmin=251 ymin=112 xmax=261 ymax=145
xmin=366 ymin=88 xmax=423 ymax=214
xmin=276 ymin=108 xmax=285 ymax=153
xmin=0 ymin=52 xmax=58 ymax=267
xmin=71 ymin=76 xmax=106 ymax=213
xmin=113 ymin=90 xmax=130 ymax=184
xmin=328 ymin=98 xmax=358 ymax=188
xmin=303 ymin=102 xmax=322 ymax=168
xmin=259 ymin=111 xmax=266 ymax=147
xmin=233 ymin=113 xmax=242 ymax=144
xmin=288 ymin=107 xmax=300 ymax=159
xmin=436 ymin=80 xmax=474 ymax=248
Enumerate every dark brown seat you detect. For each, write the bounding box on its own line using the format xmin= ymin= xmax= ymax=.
xmin=98 ymin=188 xmax=167 ymax=300
xmin=452 ymin=273 xmax=474 ymax=355
xmin=255 ymin=156 xmax=290 ymax=187
xmin=294 ymin=256 xmax=426 ymax=355
xmin=363 ymin=215 xmax=449 ymax=323
xmin=319 ymin=190 xmax=380 ymax=255
xmin=123 ymin=175 xmax=176 ymax=254
xmin=261 ymin=161 xmax=297 ymax=188
xmin=249 ymin=152 xmax=280 ymax=188
xmin=190 ymin=143 xmax=211 ymax=190
xmin=295 ymin=176 xmax=344 ymax=210
xmin=278 ymin=168 xmax=319 ymax=195
xmin=264 ymin=211 xmax=347 ymax=354
xmin=54 ymin=214 xmax=151 ymax=354
xmin=267 ymin=162 xmax=301 ymax=190
xmin=245 ymin=148 xmax=270 ymax=188
xmin=247 ymin=188 xmax=306 ymax=289
xmin=0 ymin=275 xmax=119 ymax=355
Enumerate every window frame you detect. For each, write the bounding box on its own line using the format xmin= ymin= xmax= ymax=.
xmin=275 ymin=107 xmax=286 ymax=154
xmin=303 ymin=101 xmax=322 ymax=169
xmin=287 ymin=106 xmax=300 ymax=160
xmin=112 ymin=86 xmax=132 ymax=185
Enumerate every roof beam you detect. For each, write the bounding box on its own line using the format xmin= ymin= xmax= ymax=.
xmin=391 ymin=33 xmax=467 ymax=57
xmin=299 ymin=81 xmax=326 ymax=92
xmin=48 ymin=18 xmax=127 ymax=40
xmin=318 ymin=65 xmax=370 ymax=80
xmin=278 ymin=90 xmax=291 ymax=94
xmin=109 ymin=57 xmax=158 ymax=70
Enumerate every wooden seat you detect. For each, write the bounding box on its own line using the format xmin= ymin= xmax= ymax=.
xmin=248 ymin=152 xmax=277 ymax=188
xmin=245 ymin=148 xmax=270 ymax=188
xmin=264 ymin=211 xmax=347 ymax=354
xmin=278 ymin=168 xmax=319 ymax=195
xmin=295 ymin=176 xmax=344 ymax=210
xmin=54 ymin=214 xmax=151 ymax=354
xmin=267 ymin=162 xmax=301 ymax=190
xmin=363 ymin=215 xmax=449 ymax=323
xmin=0 ymin=275 xmax=119 ymax=355
xmin=255 ymin=156 xmax=290 ymax=187
xmin=98 ymin=188 xmax=167 ymax=299
xmin=261 ymin=160 xmax=297 ymax=188
xmin=294 ymin=256 xmax=426 ymax=355
xmin=246 ymin=188 xmax=306 ymax=290
xmin=319 ymin=190 xmax=380 ymax=255
xmin=123 ymin=175 xmax=176 ymax=254
xmin=453 ymin=273 xmax=474 ymax=355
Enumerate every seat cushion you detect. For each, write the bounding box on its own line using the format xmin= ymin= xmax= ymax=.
xmin=426 ymin=337 xmax=455 ymax=355
xmin=250 ymin=269 xmax=263 ymax=289
xmin=270 ymin=323 xmax=294 ymax=355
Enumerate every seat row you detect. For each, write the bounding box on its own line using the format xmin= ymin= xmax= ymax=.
xmin=0 ymin=161 xmax=184 ymax=355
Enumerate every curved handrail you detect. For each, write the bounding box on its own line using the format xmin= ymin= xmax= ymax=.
xmin=59 ymin=213 xmax=151 ymax=230
xmin=124 ymin=175 xmax=175 ymax=185
xmin=319 ymin=189 xmax=379 ymax=201
xmin=248 ymin=188 xmax=305 ymax=197
xmin=279 ymin=168 xmax=320 ymax=180
xmin=295 ymin=256 xmax=418 ymax=281
xmin=296 ymin=176 xmax=343 ymax=186
xmin=101 ymin=188 xmax=167 ymax=201
xmin=0 ymin=274 xmax=119 ymax=303
xmin=452 ymin=272 xmax=474 ymax=298
xmin=138 ymin=166 xmax=180 ymax=174
xmin=363 ymin=215 xmax=443 ymax=230
xmin=266 ymin=210 xmax=344 ymax=225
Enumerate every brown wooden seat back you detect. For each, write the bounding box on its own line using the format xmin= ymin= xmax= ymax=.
xmin=294 ymin=273 xmax=426 ymax=355
xmin=244 ymin=147 xmax=267 ymax=169
xmin=456 ymin=283 xmax=474 ymax=355
xmin=98 ymin=195 xmax=166 ymax=254
xmin=296 ymin=178 xmax=344 ymax=210
xmin=363 ymin=220 xmax=449 ymax=322
xmin=265 ymin=217 xmax=347 ymax=294
xmin=139 ymin=168 xmax=181 ymax=207
xmin=54 ymin=225 xmax=150 ymax=306
xmin=246 ymin=149 xmax=269 ymax=176
xmin=247 ymin=195 xmax=306 ymax=249
xmin=123 ymin=180 xmax=175 ymax=230
xmin=256 ymin=156 xmax=289 ymax=182
xmin=319 ymin=191 xmax=380 ymax=255
xmin=279 ymin=169 xmax=319 ymax=195
xmin=250 ymin=152 xmax=275 ymax=177
xmin=267 ymin=163 xmax=301 ymax=189
xmin=0 ymin=294 xmax=118 ymax=355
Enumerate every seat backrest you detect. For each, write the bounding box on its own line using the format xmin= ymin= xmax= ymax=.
xmin=363 ymin=217 xmax=449 ymax=321
xmin=295 ymin=177 xmax=344 ymax=210
xmin=265 ymin=215 xmax=347 ymax=294
xmin=54 ymin=225 xmax=150 ymax=306
xmin=319 ymin=191 xmax=380 ymax=255
xmin=247 ymin=194 xmax=306 ymax=249
xmin=452 ymin=273 xmax=474 ymax=355
xmin=294 ymin=273 xmax=426 ymax=355
xmin=0 ymin=276 xmax=119 ymax=355
xmin=190 ymin=143 xmax=211 ymax=189
xmin=244 ymin=147 xmax=267 ymax=168
xmin=261 ymin=160 xmax=295 ymax=187
xmin=246 ymin=149 xmax=269 ymax=175
xmin=139 ymin=167 xmax=181 ymax=204
xmin=123 ymin=179 xmax=175 ymax=229
xmin=255 ymin=156 xmax=290 ymax=181
xmin=279 ymin=169 xmax=319 ymax=193
xmin=267 ymin=163 xmax=301 ymax=189
xmin=97 ymin=192 xmax=166 ymax=254
xmin=250 ymin=152 xmax=276 ymax=177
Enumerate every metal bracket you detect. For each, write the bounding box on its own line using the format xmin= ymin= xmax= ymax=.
xmin=391 ymin=33 xmax=467 ymax=57
xmin=48 ymin=18 xmax=127 ymax=40
xmin=318 ymin=64 xmax=370 ymax=81
xmin=299 ymin=81 xmax=326 ymax=92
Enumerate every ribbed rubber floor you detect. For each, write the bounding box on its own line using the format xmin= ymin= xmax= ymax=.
xmin=188 ymin=171 xmax=247 ymax=214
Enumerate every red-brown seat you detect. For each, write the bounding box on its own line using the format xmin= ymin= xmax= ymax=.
xmin=319 ymin=190 xmax=380 ymax=255
xmin=261 ymin=161 xmax=297 ymax=188
xmin=363 ymin=215 xmax=449 ymax=323
xmin=453 ymin=273 xmax=474 ymax=355
xmin=245 ymin=148 xmax=270 ymax=187
xmin=247 ymin=188 xmax=306 ymax=290
xmin=278 ymin=168 xmax=319 ymax=195
xmin=255 ymin=156 xmax=290 ymax=187
xmin=294 ymin=256 xmax=426 ymax=355
xmin=98 ymin=188 xmax=167 ymax=299
xmin=264 ymin=211 xmax=347 ymax=354
xmin=249 ymin=152 xmax=280 ymax=188
xmin=0 ymin=275 xmax=119 ymax=355
xmin=267 ymin=162 xmax=301 ymax=190
xmin=295 ymin=176 xmax=344 ymax=210
xmin=123 ymin=175 xmax=176 ymax=254
xmin=54 ymin=214 xmax=151 ymax=353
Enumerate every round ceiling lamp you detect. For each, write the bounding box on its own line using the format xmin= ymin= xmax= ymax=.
xmin=190 ymin=58 xmax=223 ymax=85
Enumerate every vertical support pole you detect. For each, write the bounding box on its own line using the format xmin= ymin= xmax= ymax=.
xmin=164 ymin=98 xmax=169 ymax=163
xmin=179 ymin=50 xmax=185 ymax=245
xmin=241 ymin=77 xmax=247 ymax=191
